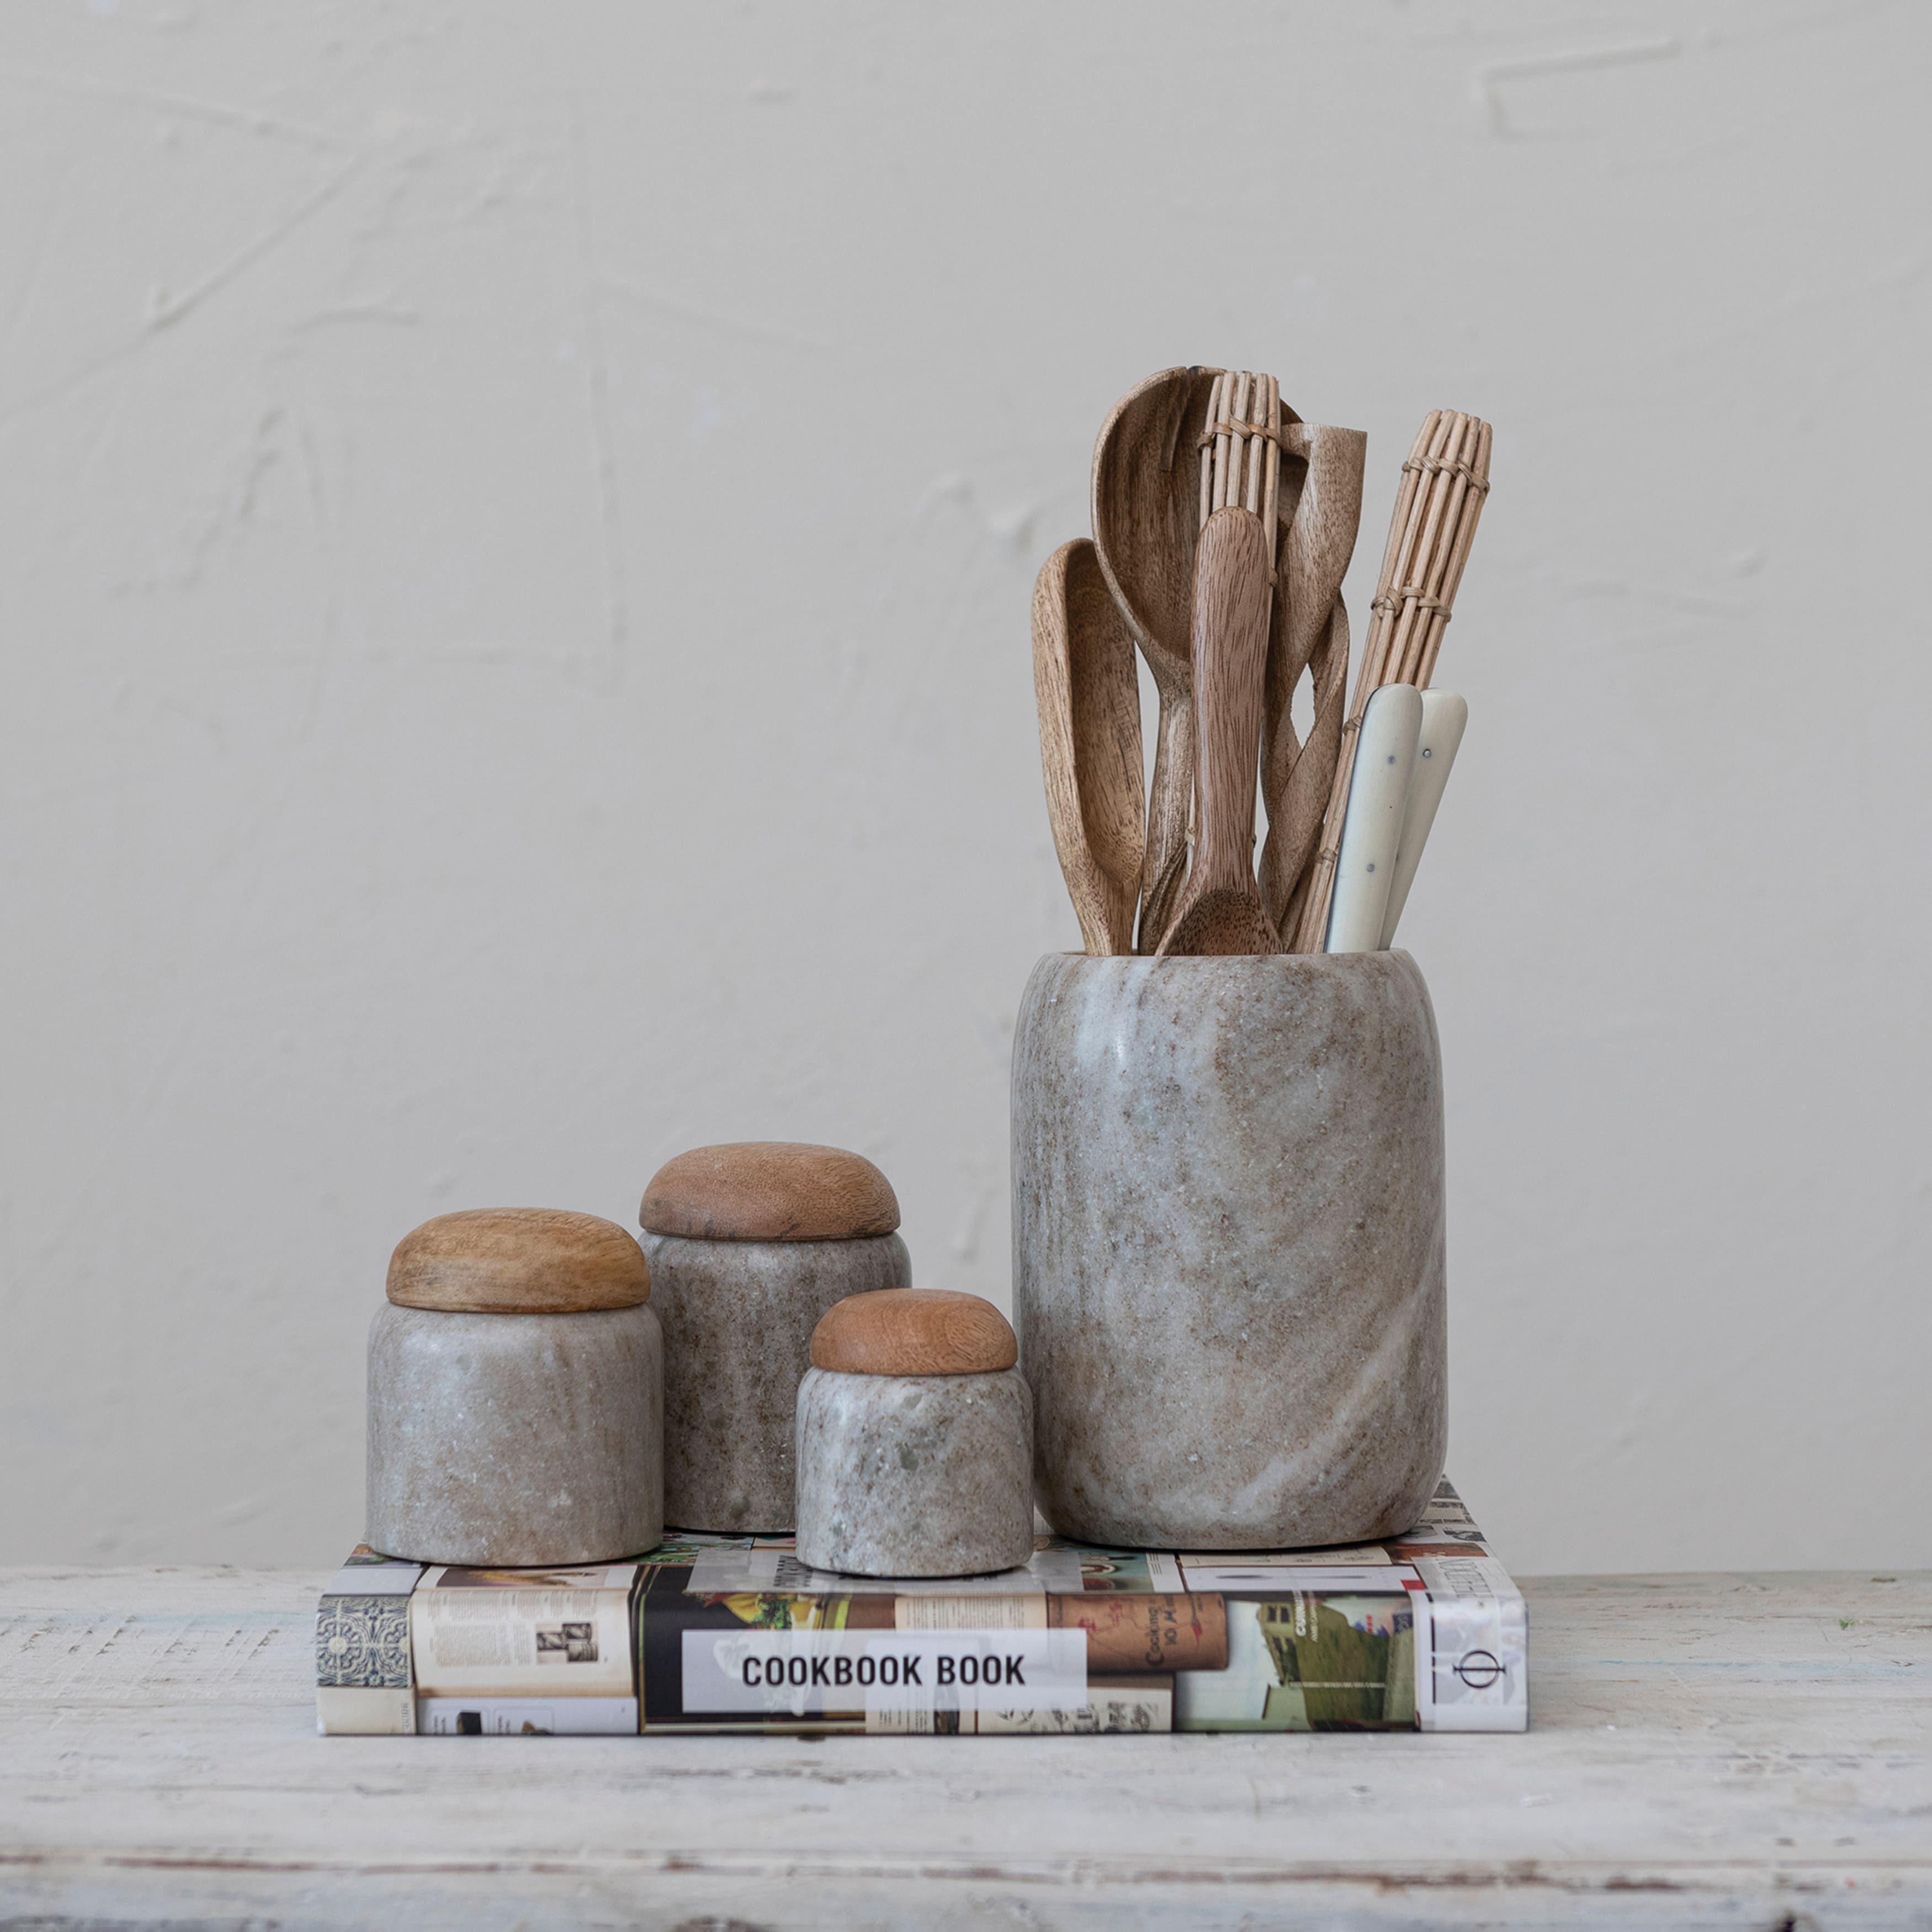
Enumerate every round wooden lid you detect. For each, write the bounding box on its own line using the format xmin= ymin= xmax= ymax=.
xmin=809 ymin=1289 xmax=1017 ymax=1377
xmin=639 ymin=1142 xmax=900 ymax=1242
xmin=387 ymin=1208 xmax=651 ymax=1314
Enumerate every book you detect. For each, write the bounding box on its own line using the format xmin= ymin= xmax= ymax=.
xmin=317 ymin=1478 xmax=1526 ymax=1735
xmin=314 ymin=1548 xmax=422 ymax=1735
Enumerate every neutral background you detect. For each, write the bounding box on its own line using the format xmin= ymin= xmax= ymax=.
xmin=2 ymin=1 xmax=1925 ymax=1574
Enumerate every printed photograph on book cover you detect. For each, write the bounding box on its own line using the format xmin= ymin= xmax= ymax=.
xmin=537 ymin=1621 xmax=599 ymax=1664
xmin=1175 ymin=1592 xmax=1416 ymax=1731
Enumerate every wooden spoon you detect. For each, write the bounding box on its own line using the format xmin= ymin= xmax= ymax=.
xmin=1031 ymin=539 xmax=1145 ymax=955
xmin=1259 ymin=423 xmax=1366 ymax=933
xmin=1158 ymin=506 xmax=1280 ymax=957
xmin=1090 ymin=367 xmax=1229 ymax=950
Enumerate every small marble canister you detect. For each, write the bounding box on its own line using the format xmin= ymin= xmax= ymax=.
xmin=640 ymin=1142 xmax=911 ymax=1533
xmin=795 ymin=1289 xmax=1034 ymax=1578
xmin=1012 ymin=949 xmax=1446 ymax=1550
xmin=367 ymin=1208 xmax=664 ymax=1566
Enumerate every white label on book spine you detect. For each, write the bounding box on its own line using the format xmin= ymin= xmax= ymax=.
xmin=681 ymin=1628 xmax=1089 ymax=1716
xmin=1413 ymin=1554 xmax=1527 ymax=1733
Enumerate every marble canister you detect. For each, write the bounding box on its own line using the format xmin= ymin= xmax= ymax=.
xmin=640 ymin=1143 xmax=912 ymax=1532
xmin=1012 ymin=949 xmax=1446 ymax=1549
xmin=367 ymin=1208 xmax=664 ymax=1567
xmin=794 ymin=1289 xmax=1034 ymax=1578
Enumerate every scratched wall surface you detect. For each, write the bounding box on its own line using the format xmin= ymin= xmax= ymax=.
xmin=1 ymin=1 xmax=1925 ymax=1572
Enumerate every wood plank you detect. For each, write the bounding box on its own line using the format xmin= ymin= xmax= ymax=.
xmin=0 ymin=1568 xmax=1927 ymax=1928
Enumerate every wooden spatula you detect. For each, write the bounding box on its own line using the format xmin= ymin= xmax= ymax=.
xmin=1089 ymin=367 xmax=1225 ymax=951
xmin=1260 ymin=421 xmax=1365 ymax=935
xmin=1158 ymin=506 xmax=1280 ymax=957
xmin=1031 ymin=539 xmax=1145 ymax=954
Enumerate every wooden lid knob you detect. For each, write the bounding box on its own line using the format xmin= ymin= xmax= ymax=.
xmin=639 ymin=1142 xmax=900 ymax=1243
xmin=810 ymin=1289 xmax=1017 ymax=1377
xmin=388 ymin=1208 xmax=651 ymax=1314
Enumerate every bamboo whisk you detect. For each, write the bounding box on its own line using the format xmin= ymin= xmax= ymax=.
xmin=1198 ymin=370 xmax=1282 ymax=578
xmin=1288 ymin=408 xmax=1492 ymax=954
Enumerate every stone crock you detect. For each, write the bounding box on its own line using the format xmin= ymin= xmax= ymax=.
xmin=1011 ymin=949 xmax=1446 ymax=1549
xmin=367 ymin=1207 xmax=664 ymax=1567
xmin=794 ymin=1289 xmax=1034 ymax=1578
xmin=640 ymin=1142 xmax=912 ymax=1533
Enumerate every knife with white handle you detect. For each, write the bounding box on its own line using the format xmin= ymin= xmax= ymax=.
xmin=1324 ymin=682 xmax=1422 ymax=953
xmin=1378 ymin=690 xmax=1468 ymax=949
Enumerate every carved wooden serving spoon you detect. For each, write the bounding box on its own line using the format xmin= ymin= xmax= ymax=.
xmin=1092 ymin=366 xmax=1241 ymax=950
xmin=1031 ymin=538 xmax=1145 ymax=954
xmin=1157 ymin=505 xmax=1280 ymax=957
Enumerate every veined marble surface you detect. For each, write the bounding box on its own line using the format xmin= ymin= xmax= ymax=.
xmin=795 ymin=1365 xmax=1034 ymax=1577
xmin=1012 ymin=950 xmax=1445 ymax=1549
xmin=365 ymin=1301 xmax=664 ymax=1567
xmin=646 ymin=1231 xmax=912 ymax=1533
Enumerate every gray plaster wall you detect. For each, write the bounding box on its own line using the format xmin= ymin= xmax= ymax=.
xmin=2 ymin=3 xmax=1926 ymax=1573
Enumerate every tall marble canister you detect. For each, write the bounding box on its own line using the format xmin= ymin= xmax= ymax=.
xmin=640 ymin=1142 xmax=912 ymax=1532
xmin=367 ymin=1207 xmax=664 ymax=1566
xmin=1011 ymin=949 xmax=1446 ymax=1550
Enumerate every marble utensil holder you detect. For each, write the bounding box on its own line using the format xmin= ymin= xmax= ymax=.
xmin=640 ymin=1142 xmax=912 ymax=1533
xmin=1011 ymin=949 xmax=1446 ymax=1550
xmin=367 ymin=1208 xmax=664 ymax=1566
xmin=794 ymin=1289 xmax=1034 ymax=1577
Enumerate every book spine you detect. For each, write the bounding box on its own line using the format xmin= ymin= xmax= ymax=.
xmin=1413 ymin=1556 xmax=1528 ymax=1732
xmin=316 ymin=1584 xmax=420 ymax=1735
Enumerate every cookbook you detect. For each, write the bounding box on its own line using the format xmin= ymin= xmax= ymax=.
xmin=317 ymin=1477 xmax=1525 ymax=1737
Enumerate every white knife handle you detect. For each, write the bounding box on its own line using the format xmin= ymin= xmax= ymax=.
xmin=1378 ymin=690 xmax=1468 ymax=949
xmin=1324 ymin=683 xmax=1422 ymax=953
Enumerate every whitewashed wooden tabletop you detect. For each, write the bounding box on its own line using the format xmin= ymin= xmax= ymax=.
xmin=1 ymin=1566 xmax=1926 ymax=1929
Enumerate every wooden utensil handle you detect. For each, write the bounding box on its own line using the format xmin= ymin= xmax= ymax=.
xmin=1190 ymin=507 xmax=1272 ymax=891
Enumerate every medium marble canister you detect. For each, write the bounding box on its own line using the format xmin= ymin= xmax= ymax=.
xmin=1012 ymin=949 xmax=1446 ymax=1550
xmin=640 ymin=1142 xmax=912 ymax=1533
xmin=367 ymin=1208 xmax=664 ymax=1567
xmin=795 ymin=1289 xmax=1034 ymax=1578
